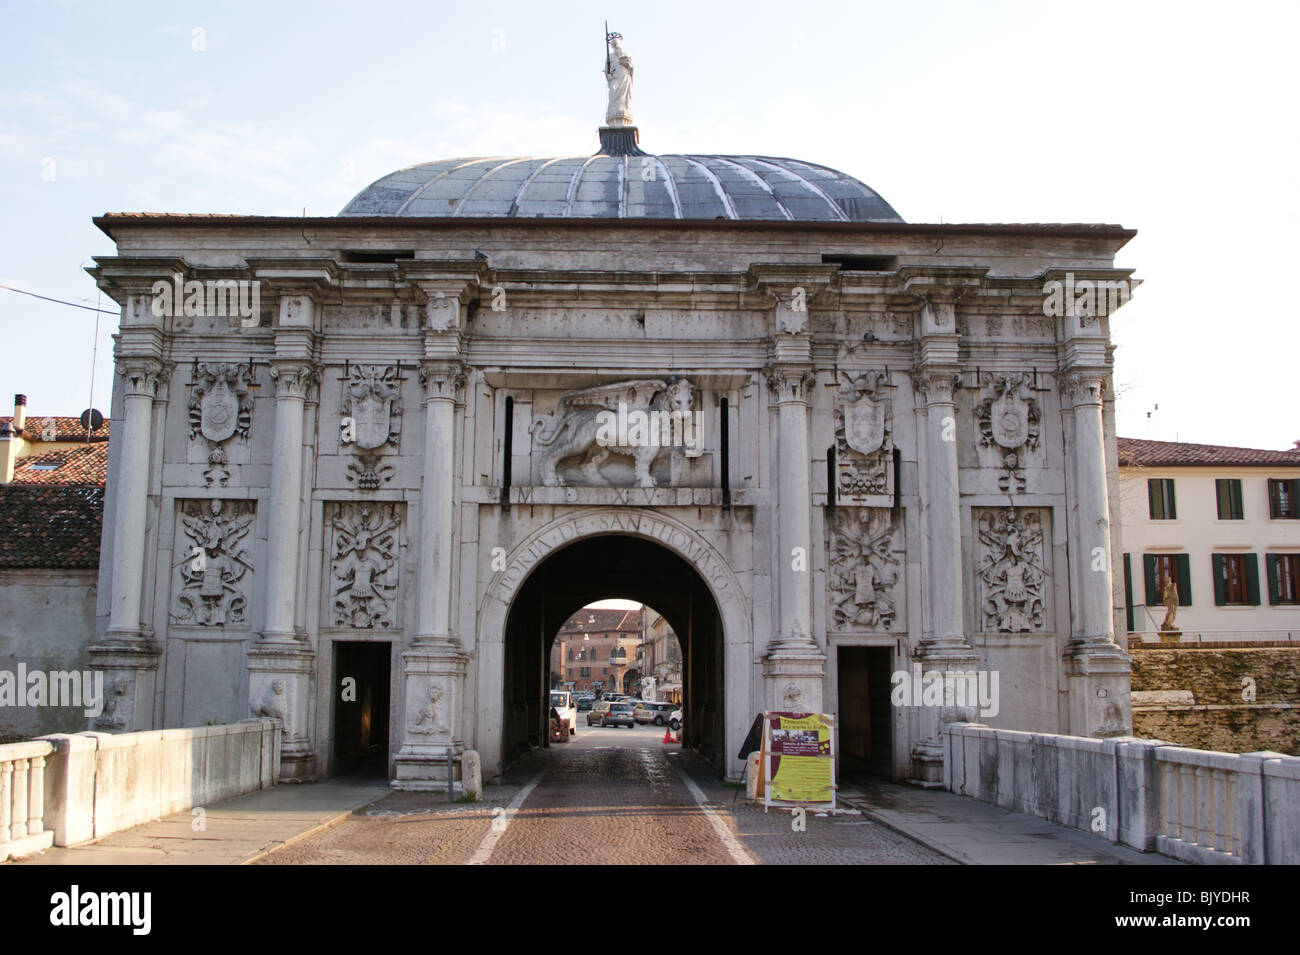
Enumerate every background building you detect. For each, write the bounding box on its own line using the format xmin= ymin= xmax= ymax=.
xmin=550 ymin=607 xmax=643 ymax=695
xmin=0 ymin=395 xmax=110 ymax=740
xmin=1118 ymin=437 xmax=1300 ymax=639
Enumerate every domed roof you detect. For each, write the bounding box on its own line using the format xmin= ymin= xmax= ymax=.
xmin=339 ymin=154 xmax=903 ymax=222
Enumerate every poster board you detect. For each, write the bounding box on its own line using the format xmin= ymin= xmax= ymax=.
xmin=760 ymin=711 xmax=836 ymax=810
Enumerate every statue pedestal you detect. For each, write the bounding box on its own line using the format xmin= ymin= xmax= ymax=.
xmin=598 ymin=126 xmax=645 ymax=157
xmin=392 ymin=638 xmax=469 ymax=792
xmin=1158 ymin=627 xmax=1182 ymax=644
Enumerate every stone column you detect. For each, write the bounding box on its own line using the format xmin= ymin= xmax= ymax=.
xmin=1062 ymin=370 xmax=1131 ymax=737
xmin=89 ymin=356 xmax=167 ymax=731
xmin=393 ymin=362 xmax=470 ymax=791
xmin=248 ymin=358 xmax=318 ymax=781
xmin=909 ymin=293 xmax=981 ymax=784
xmin=762 ymin=364 xmax=825 ymax=714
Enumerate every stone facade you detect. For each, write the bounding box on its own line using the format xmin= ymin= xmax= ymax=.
xmin=88 ymin=211 xmax=1137 ymax=785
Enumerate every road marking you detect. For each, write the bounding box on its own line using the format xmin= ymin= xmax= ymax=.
xmin=466 ymin=769 xmax=545 ymax=865
xmin=673 ymin=764 xmax=757 ymax=865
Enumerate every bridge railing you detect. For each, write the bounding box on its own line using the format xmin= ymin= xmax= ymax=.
xmin=0 ymin=718 xmax=281 ymax=861
xmin=0 ymin=740 xmax=56 ymax=861
xmin=944 ymin=723 xmax=1300 ymax=864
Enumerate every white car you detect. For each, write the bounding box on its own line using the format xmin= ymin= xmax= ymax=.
xmin=550 ymin=691 xmax=577 ymax=738
xmin=669 ymin=708 xmax=682 ymax=732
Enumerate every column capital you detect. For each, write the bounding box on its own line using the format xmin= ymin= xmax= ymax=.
xmin=419 ymin=361 xmax=468 ymax=401
xmin=911 ymin=368 xmax=960 ymax=406
xmin=269 ymin=361 xmax=318 ymax=399
xmin=1057 ymin=370 xmax=1109 ymax=408
xmin=763 ymin=366 xmax=814 ymax=404
xmin=117 ymin=359 xmax=170 ymax=399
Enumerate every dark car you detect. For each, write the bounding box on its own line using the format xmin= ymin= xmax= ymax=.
xmin=576 ymin=697 xmax=594 ymax=712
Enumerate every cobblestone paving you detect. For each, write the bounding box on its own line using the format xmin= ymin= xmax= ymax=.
xmin=259 ymin=726 xmax=950 ymax=865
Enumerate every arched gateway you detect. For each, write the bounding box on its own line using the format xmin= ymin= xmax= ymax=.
xmin=87 ymin=35 xmax=1136 ymax=790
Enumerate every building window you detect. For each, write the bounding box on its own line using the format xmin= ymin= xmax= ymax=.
xmin=1266 ymin=554 xmax=1300 ymax=605
xmin=1148 ymin=478 xmax=1176 ymax=520
xmin=1212 ymin=553 xmax=1260 ymax=606
xmin=1142 ymin=553 xmax=1191 ymax=608
xmin=1268 ymin=479 xmax=1299 ymax=519
xmin=1215 ymin=479 xmax=1244 ymax=520
xmin=579 ymin=667 xmax=591 ymax=678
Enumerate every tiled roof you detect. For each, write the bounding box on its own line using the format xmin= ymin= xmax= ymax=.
xmin=558 ymin=608 xmax=643 ymax=634
xmin=1 ymin=416 xmax=110 ymax=442
xmin=11 ymin=444 xmax=109 ymax=485
xmin=1118 ymin=437 xmax=1300 ymax=467
xmin=0 ymin=485 xmax=105 ymax=568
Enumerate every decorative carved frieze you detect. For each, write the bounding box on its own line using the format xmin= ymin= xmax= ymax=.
xmin=975 ymin=507 xmax=1049 ymax=633
xmin=329 ymin=503 xmax=401 ymax=629
xmin=531 ymin=377 xmax=700 ymax=488
xmin=827 ymin=508 xmax=902 ymax=631
xmin=976 ymin=373 xmax=1041 ymax=494
xmin=173 ymin=499 xmax=255 ymax=627
xmin=834 ymin=371 xmax=893 ymax=506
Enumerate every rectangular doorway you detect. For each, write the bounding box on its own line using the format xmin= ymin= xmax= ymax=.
xmin=332 ymin=641 xmax=391 ymax=776
xmin=837 ymin=646 xmax=894 ymax=778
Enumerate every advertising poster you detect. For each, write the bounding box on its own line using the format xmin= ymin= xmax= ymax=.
xmin=762 ymin=711 xmax=836 ymax=809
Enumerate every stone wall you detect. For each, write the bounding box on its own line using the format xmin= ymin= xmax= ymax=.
xmin=0 ymin=569 xmax=97 ymax=740
xmin=1130 ymin=646 xmax=1300 ymax=756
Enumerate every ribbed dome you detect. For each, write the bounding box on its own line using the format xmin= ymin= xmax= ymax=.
xmin=340 ymin=154 xmax=903 ymax=222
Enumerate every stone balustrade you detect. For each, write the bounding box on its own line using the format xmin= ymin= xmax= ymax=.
xmin=0 ymin=740 xmax=55 ymax=861
xmin=0 ymin=719 xmax=281 ymax=861
xmin=944 ymin=722 xmax=1300 ymax=864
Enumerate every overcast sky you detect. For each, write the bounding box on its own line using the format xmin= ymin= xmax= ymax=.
xmin=1 ymin=0 xmax=1295 ymax=449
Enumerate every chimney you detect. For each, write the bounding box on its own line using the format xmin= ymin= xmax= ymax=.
xmin=0 ymin=419 xmax=14 ymax=483
xmin=12 ymin=393 xmax=26 ymax=432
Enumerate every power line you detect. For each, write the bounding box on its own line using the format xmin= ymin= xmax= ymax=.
xmin=0 ymin=284 xmax=119 ymax=315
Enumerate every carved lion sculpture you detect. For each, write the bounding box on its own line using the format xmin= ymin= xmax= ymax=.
xmin=532 ymin=378 xmax=695 ymax=488
xmin=251 ymin=680 xmax=287 ymax=724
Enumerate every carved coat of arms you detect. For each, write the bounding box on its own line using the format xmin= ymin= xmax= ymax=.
xmin=200 ymin=377 xmax=239 ymax=443
xmin=834 ymin=371 xmax=893 ymax=505
xmin=842 ymin=391 xmax=886 ymax=457
xmin=343 ymin=365 xmax=401 ymax=452
xmin=990 ymin=389 xmax=1030 ymax=450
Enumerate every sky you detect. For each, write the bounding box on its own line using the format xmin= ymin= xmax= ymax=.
xmin=1 ymin=0 xmax=1296 ymax=449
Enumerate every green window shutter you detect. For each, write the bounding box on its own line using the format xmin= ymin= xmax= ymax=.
xmin=1245 ymin=554 xmax=1261 ymax=606
xmin=1143 ymin=554 xmax=1159 ymax=606
xmin=1167 ymin=481 xmax=1176 ymax=520
xmin=1123 ymin=554 xmax=1135 ymax=632
xmin=1212 ymin=554 xmax=1227 ymax=606
xmin=1147 ymin=480 xmax=1158 ymax=519
xmin=1266 ymin=554 xmax=1281 ymax=605
xmin=1175 ymin=554 xmax=1192 ymax=607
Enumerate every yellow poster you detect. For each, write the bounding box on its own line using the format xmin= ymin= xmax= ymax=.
xmin=763 ymin=712 xmax=836 ymax=807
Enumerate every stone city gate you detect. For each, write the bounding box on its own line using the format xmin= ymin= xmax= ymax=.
xmin=87 ymin=123 xmax=1136 ymax=790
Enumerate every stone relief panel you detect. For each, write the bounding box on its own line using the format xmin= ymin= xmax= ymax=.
xmin=827 ymin=507 xmax=903 ymax=632
xmin=328 ymin=503 xmax=402 ymax=629
xmin=529 ymin=377 xmax=703 ymax=488
xmin=341 ymin=364 xmax=401 ymax=489
xmin=407 ymin=679 xmax=448 ymax=736
xmin=187 ymin=363 xmax=254 ymax=486
xmin=834 ymin=371 xmax=894 ymax=507
xmin=975 ymin=507 xmax=1050 ymax=633
xmin=975 ymin=373 xmax=1042 ymax=493
xmin=173 ymin=499 xmax=256 ymax=627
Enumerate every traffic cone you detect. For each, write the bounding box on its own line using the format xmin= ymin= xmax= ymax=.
xmin=663 ymin=727 xmax=674 ymax=744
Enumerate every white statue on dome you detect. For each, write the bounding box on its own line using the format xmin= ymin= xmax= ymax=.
xmin=605 ymin=32 xmax=633 ymax=127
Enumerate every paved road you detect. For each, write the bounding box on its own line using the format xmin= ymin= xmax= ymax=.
xmin=258 ymin=724 xmax=949 ymax=865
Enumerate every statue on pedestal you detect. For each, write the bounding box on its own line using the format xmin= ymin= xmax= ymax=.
xmin=605 ymin=32 xmax=633 ymax=127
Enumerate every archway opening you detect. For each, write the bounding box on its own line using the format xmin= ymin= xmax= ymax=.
xmin=501 ymin=534 xmax=724 ymax=771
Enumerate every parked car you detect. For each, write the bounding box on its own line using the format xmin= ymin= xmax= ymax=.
xmin=669 ymin=708 xmax=682 ymax=732
xmin=587 ymin=700 xmax=612 ymax=726
xmin=602 ymin=701 xmax=637 ymax=728
xmin=576 ymin=697 xmax=594 ymax=712
xmin=633 ymin=701 xmax=677 ymax=725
